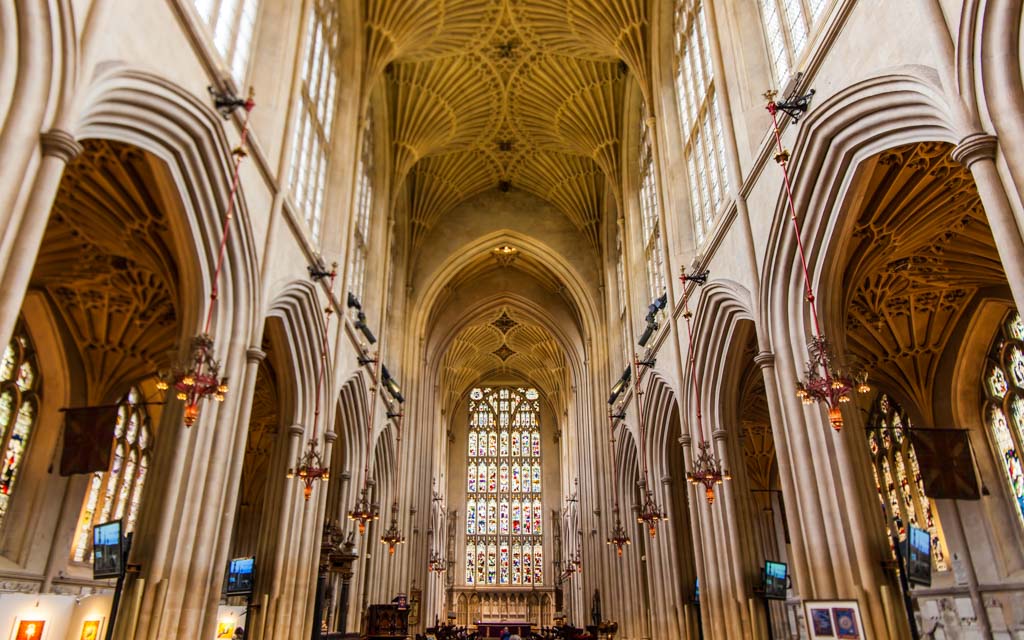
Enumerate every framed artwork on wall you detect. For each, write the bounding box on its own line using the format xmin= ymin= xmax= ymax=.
xmin=9 ymin=619 xmax=47 ymax=640
xmin=78 ymin=619 xmax=103 ymax=640
xmin=802 ymin=601 xmax=866 ymax=639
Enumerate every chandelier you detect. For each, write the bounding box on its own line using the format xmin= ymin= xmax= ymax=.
xmin=764 ymin=90 xmax=870 ymax=431
xmin=157 ymin=88 xmax=254 ymax=427
xmin=380 ymin=500 xmax=406 ymax=555
xmin=347 ymin=485 xmax=379 ymax=535
xmin=629 ymin=353 xmax=667 ymax=537
xmin=348 ymin=352 xmax=383 ymax=533
xmin=428 ymin=549 xmax=447 ymax=573
xmin=679 ymin=269 xmax=730 ymax=504
xmin=604 ymin=411 xmax=631 ymax=555
xmin=287 ymin=262 xmax=338 ymax=500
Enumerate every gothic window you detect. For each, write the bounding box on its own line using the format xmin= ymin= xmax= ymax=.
xmin=757 ymin=0 xmax=831 ymax=85
xmin=865 ymin=393 xmax=949 ymax=571
xmin=674 ymin=0 xmax=729 ymax=245
xmin=348 ymin=116 xmax=374 ymax=305
xmin=615 ymin=230 xmax=630 ymax=366
xmin=0 ymin=324 xmax=40 ymax=528
xmin=983 ymin=312 xmax=1024 ymax=533
xmin=638 ymin=106 xmax=666 ymax=301
xmin=192 ymin=0 xmax=260 ymax=82
xmin=71 ymin=387 xmax=152 ymax=562
xmin=465 ymin=387 xmax=544 ymax=585
xmin=288 ymin=0 xmax=340 ymax=242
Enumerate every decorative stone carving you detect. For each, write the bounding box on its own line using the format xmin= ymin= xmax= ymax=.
xmin=40 ymin=129 xmax=83 ymax=162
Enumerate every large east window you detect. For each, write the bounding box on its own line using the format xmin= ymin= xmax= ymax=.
xmin=0 ymin=324 xmax=40 ymax=528
xmin=192 ymin=0 xmax=260 ymax=83
xmin=982 ymin=311 xmax=1024 ymax=533
xmin=348 ymin=117 xmax=374 ymax=306
xmin=865 ymin=393 xmax=948 ymax=571
xmin=465 ymin=387 xmax=544 ymax=586
xmin=288 ymin=0 xmax=340 ymax=242
xmin=757 ymin=0 xmax=831 ymax=85
xmin=638 ymin=109 xmax=666 ymax=302
xmin=674 ymin=0 xmax=729 ymax=245
xmin=71 ymin=387 xmax=151 ymax=562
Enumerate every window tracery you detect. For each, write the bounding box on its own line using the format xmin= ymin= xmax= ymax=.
xmin=193 ymin=0 xmax=260 ymax=82
xmin=638 ymin=106 xmax=665 ymax=301
xmin=0 ymin=324 xmax=40 ymax=528
xmin=348 ymin=116 xmax=374 ymax=304
xmin=288 ymin=0 xmax=341 ymax=242
xmin=757 ymin=0 xmax=831 ymax=85
xmin=674 ymin=0 xmax=729 ymax=245
xmin=866 ymin=393 xmax=948 ymax=571
xmin=71 ymin=387 xmax=151 ymax=562
xmin=465 ymin=387 xmax=543 ymax=586
xmin=983 ymin=312 xmax=1024 ymax=533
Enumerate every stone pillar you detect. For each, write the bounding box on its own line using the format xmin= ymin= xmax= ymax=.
xmin=952 ymin=133 xmax=1024 ymax=313
xmin=0 ymin=129 xmax=81 ymax=349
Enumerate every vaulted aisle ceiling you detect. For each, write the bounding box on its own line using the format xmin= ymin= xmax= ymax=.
xmin=364 ymin=0 xmax=652 ymax=250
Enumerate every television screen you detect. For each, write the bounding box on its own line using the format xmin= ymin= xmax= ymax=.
xmin=93 ymin=520 xmax=122 ymax=579
xmin=764 ymin=561 xmax=788 ymax=600
xmin=906 ymin=525 xmax=932 ymax=587
xmin=693 ymin=578 xmax=700 ymax=603
xmin=225 ymin=556 xmax=255 ymax=595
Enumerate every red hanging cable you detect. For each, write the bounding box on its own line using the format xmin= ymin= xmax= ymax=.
xmin=679 ymin=278 xmax=706 ymax=447
xmin=360 ymin=355 xmax=383 ymax=491
xmin=203 ymin=94 xmax=256 ymax=335
xmin=606 ymin=411 xmax=623 ymax=516
xmin=310 ymin=269 xmax=337 ymax=441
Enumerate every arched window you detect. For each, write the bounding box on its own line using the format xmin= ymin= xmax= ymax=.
xmin=192 ymin=0 xmax=261 ymax=82
xmin=348 ymin=116 xmax=374 ymax=306
xmin=615 ymin=230 xmax=630 ymax=367
xmin=71 ymin=387 xmax=151 ymax=562
xmin=0 ymin=324 xmax=40 ymax=528
xmin=638 ymin=106 xmax=665 ymax=301
xmin=865 ymin=393 xmax=949 ymax=571
xmin=982 ymin=311 xmax=1024 ymax=532
xmin=288 ymin=0 xmax=341 ymax=242
xmin=674 ymin=0 xmax=729 ymax=245
xmin=757 ymin=0 xmax=831 ymax=85
xmin=464 ymin=387 xmax=544 ymax=585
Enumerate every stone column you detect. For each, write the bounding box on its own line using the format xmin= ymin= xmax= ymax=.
xmin=0 ymin=129 xmax=81 ymax=349
xmin=952 ymin=133 xmax=1024 ymax=313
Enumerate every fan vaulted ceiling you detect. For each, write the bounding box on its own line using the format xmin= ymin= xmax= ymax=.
xmin=365 ymin=0 xmax=651 ymax=249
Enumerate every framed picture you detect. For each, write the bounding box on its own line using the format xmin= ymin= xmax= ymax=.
xmin=802 ymin=600 xmax=866 ymax=640
xmin=78 ymin=619 xmax=103 ymax=640
xmin=10 ymin=619 xmax=47 ymax=640
xmin=216 ymin=622 xmax=234 ymax=638
xmin=408 ymin=588 xmax=421 ymax=626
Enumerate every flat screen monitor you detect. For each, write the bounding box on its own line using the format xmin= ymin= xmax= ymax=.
xmin=225 ymin=556 xmax=255 ymax=595
xmin=93 ymin=520 xmax=122 ymax=579
xmin=764 ymin=561 xmax=788 ymax=600
xmin=905 ymin=525 xmax=932 ymax=587
xmin=693 ymin=578 xmax=700 ymax=603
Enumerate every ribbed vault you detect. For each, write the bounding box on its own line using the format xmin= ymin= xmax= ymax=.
xmin=370 ymin=0 xmax=650 ymax=251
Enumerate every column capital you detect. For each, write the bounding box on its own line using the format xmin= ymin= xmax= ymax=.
xmin=952 ymin=132 xmax=998 ymax=168
xmin=712 ymin=429 xmax=728 ymax=442
xmin=679 ymin=434 xmax=692 ymax=447
xmin=246 ymin=347 xmax=267 ymax=363
xmin=324 ymin=430 xmax=338 ymax=443
xmin=288 ymin=424 xmax=305 ymax=436
xmin=753 ymin=351 xmax=775 ymax=370
xmin=40 ymin=129 xmax=82 ymax=162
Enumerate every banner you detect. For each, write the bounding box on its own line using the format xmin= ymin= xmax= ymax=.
xmin=60 ymin=405 xmax=118 ymax=476
xmin=908 ymin=429 xmax=980 ymax=500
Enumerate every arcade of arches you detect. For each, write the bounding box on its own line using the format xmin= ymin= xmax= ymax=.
xmin=3 ymin=1 xmax=1024 ymax=639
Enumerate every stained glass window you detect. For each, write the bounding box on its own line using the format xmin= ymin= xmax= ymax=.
xmin=348 ymin=115 xmax=374 ymax=305
xmin=674 ymin=0 xmax=729 ymax=245
xmin=71 ymin=387 xmax=152 ymax=562
xmin=192 ymin=0 xmax=260 ymax=82
xmin=866 ymin=393 xmax=949 ymax=571
xmin=983 ymin=312 xmax=1024 ymax=532
xmin=465 ymin=387 xmax=544 ymax=585
xmin=638 ymin=103 xmax=666 ymax=301
xmin=289 ymin=0 xmax=341 ymax=242
xmin=615 ymin=230 xmax=630 ymax=368
xmin=0 ymin=325 xmax=40 ymax=529
xmin=757 ymin=0 xmax=832 ymax=85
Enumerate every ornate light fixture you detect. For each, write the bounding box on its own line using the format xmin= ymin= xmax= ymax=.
xmin=679 ymin=269 xmax=730 ymax=504
xmin=157 ymin=88 xmax=254 ymax=426
xmin=631 ymin=353 xmax=667 ymax=537
xmin=287 ymin=262 xmax=338 ymax=500
xmin=379 ymin=410 xmax=406 ymax=555
xmin=604 ymin=411 xmax=631 ymax=555
xmin=428 ymin=548 xmax=447 ymax=573
xmin=380 ymin=500 xmax=406 ymax=555
xmin=348 ymin=351 xmax=383 ymax=532
xmin=764 ymin=90 xmax=870 ymax=431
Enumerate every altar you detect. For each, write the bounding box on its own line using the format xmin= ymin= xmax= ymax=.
xmin=475 ymin=621 xmax=532 ymax=638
